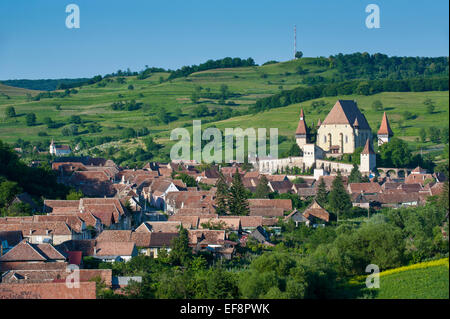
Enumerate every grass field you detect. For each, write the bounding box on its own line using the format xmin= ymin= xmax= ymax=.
xmin=0 ymin=83 xmax=41 ymax=97
xmin=0 ymin=58 xmax=448 ymax=158
xmin=348 ymin=258 xmax=449 ymax=299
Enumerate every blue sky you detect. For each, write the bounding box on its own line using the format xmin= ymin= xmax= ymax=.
xmin=0 ymin=0 xmax=448 ymax=79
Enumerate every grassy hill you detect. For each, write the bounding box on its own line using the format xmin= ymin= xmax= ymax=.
xmin=356 ymin=258 xmax=450 ymax=299
xmin=0 ymin=56 xmax=448 ymax=162
xmin=211 ymin=91 xmax=449 ymax=153
xmin=0 ymin=83 xmax=41 ymax=97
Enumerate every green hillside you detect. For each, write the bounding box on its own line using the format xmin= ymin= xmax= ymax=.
xmin=346 ymin=258 xmax=449 ymax=299
xmin=211 ymin=91 xmax=449 ymax=153
xmin=0 ymin=55 xmax=448 ymax=163
xmin=373 ymin=258 xmax=450 ymax=299
xmin=0 ymin=83 xmax=41 ymax=97
xmin=374 ymin=264 xmax=449 ymax=299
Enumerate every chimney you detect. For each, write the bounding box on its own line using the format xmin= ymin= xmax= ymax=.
xmin=93 ymin=247 xmax=97 ymax=255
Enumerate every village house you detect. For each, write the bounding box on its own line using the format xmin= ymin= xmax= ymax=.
xmin=0 ymin=240 xmax=68 ymax=272
xmin=133 ymin=232 xmax=178 ymax=258
xmin=49 ymin=140 xmax=72 ymax=156
xmin=198 ymin=217 xmax=242 ymax=233
xmin=284 ymin=210 xmax=312 ymax=227
xmin=45 ymin=198 xmax=131 ymax=231
xmin=93 ymin=241 xmax=137 ymax=262
xmin=249 ymin=226 xmax=272 ymax=245
xmin=405 ymin=166 xmax=438 ymax=186
xmin=165 ymin=190 xmax=216 ymax=215
xmin=0 ymin=219 xmax=84 ymax=246
xmin=248 ymin=199 xmax=292 ymax=217
xmin=302 ymin=200 xmax=330 ymax=223
xmin=144 ymin=178 xmax=181 ymax=210
xmin=135 ymin=221 xmax=181 ymax=233
xmin=95 ymin=229 xmax=178 ymax=258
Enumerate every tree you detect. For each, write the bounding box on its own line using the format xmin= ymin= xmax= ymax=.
xmin=205 ymin=268 xmax=239 ymax=299
xmin=128 ymin=84 xmax=134 ymax=90
xmin=348 ymin=164 xmax=363 ymax=183
xmin=169 ymin=226 xmax=192 ymax=266
xmin=295 ymin=51 xmax=303 ymax=59
xmin=25 ymin=113 xmax=36 ymax=126
xmin=296 ymin=66 xmax=307 ymax=75
xmin=287 ymin=143 xmax=302 ymax=156
xmin=220 ymin=84 xmax=229 ymax=99
xmin=371 ymin=100 xmax=383 ymax=111
xmin=441 ymin=127 xmax=449 ymax=144
xmin=215 ymin=175 xmax=229 ymax=215
xmin=350 ymin=146 xmax=363 ymax=165
xmin=192 ymin=105 xmax=209 ymax=117
xmin=66 ymin=189 xmax=83 ymax=200
xmin=157 ymin=107 xmax=170 ymax=124
xmin=378 ymin=137 xmax=413 ymax=167
xmin=424 ymin=98 xmax=435 ymax=114
xmin=254 ymin=175 xmax=270 ymax=199
xmin=190 ymin=92 xmax=199 ymax=104
xmin=428 ymin=127 xmax=441 ymax=144
xmin=69 ymin=115 xmax=82 ymax=124
xmin=174 ymin=107 xmax=183 ymax=118
xmin=328 ymin=171 xmax=352 ymax=222
xmin=228 ymin=169 xmax=249 ymax=215
xmin=144 ymin=136 xmax=162 ymax=153
xmin=419 ymin=128 xmax=427 ymax=143
xmin=0 ymin=179 xmax=21 ymax=210
xmin=315 ymin=178 xmax=328 ymax=206
xmin=176 ymin=173 xmax=197 ymax=187
xmin=5 ymin=106 xmax=16 ymax=118
xmin=62 ymin=125 xmax=78 ymax=136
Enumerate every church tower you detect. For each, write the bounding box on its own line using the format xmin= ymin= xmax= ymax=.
xmin=49 ymin=139 xmax=55 ymax=155
xmin=360 ymin=138 xmax=376 ymax=173
xmin=295 ymin=108 xmax=308 ymax=149
xmin=377 ymin=112 xmax=393 ymax=146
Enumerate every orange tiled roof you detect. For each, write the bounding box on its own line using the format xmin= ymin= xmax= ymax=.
xmin=321 ymin=100 xmax=371 ymax=130
xmin=377 ymin=112 xmax=394 ymax=136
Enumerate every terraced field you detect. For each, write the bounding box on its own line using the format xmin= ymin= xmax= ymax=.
xmin=0 ymin=58 xmax=448 ymax=159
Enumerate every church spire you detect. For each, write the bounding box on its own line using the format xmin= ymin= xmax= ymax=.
xmin=377 ymin=112 xmax=393 ymax=136
xmin=295 ymin=108 xmax=308 ymax=135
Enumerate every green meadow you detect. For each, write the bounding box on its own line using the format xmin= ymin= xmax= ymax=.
xmin=374 ymin=264 xmax=449 ymax=299
xmin=0 ymin=58 xmax=448 ymax=158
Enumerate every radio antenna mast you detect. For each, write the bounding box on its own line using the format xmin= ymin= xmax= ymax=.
xmin=294 ymin=25 xmax=297 ymax=59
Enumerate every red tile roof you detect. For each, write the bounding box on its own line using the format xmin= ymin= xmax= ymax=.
xmin=302 ymin=201 xmax=330 ymax=222
xmin=94 ymin=241 xmax=136 ymax=257
xmin=361 ymin=139 xmax=375 ymax=155
xmin=0 ymin=241 xmax=66 ymax=262
xmin=295 ymin=108 xmax=308 ymax=135
xmin=348 ymin=182 xmax=381 ymax=194
xmin=0 ymin=282 xmax=96 ymax=299
xmin=248 ymin=199 xmax=292 ymax=211
xmin=321 ymin=100 xmax=371 ymax=130
xmin=377 ymin=112 xmax=394 ymax=136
